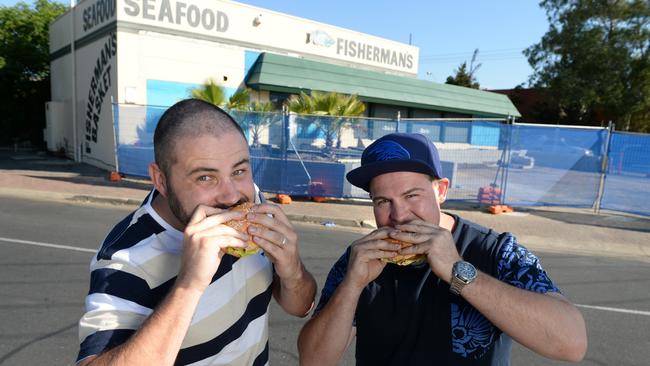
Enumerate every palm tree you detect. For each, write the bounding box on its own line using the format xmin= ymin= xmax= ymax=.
xmin=225 ymin=88 xmax=250 ymax=110
xmin=190 ymin=79 xmax=226 ymax=106
xmin=333 ymin=93 xmax=365 ymax=148
xmin=286 ymin=91 xmax=316 ymax=114
xmin=191 ymin=81 xmax=280 ymax=147
xmin=245 ymin=101 xmax=279 ymax=147
xmin=190 ymin=80 xmax=251 ymax=110
xmin=287 ymin=91 xmax=365 ymax=151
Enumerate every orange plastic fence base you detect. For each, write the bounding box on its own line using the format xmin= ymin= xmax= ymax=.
xmin=477 ymin=186 xmax=502 ymax=205
xmin=109 ymin=171 xmax=122 ymax=182
xmin=276 ymin=194 xmax=292 ymax=204
xmin=488 ymin=205 xmax=513 ymax=214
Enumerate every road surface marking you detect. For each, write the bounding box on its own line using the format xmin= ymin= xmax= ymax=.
xmin=2 ymin=236 xmax=650 ymax=317
xmin=0 ymin=236 xmax=96 ymax=253
xmin=576 ymin=304 xmax=650 ymax=316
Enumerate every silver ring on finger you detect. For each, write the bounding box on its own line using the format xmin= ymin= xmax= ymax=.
xmin=281 ymin=236 xmax=287 ymax=246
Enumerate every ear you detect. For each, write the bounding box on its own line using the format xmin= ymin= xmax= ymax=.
xmin=149 ymin=163 xmax=168 ymax=197
xmin=433 ymin=178 xmax=449 ymax=204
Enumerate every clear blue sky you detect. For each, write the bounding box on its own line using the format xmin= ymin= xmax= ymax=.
xmin=1 ymin=0 xmax=550 ymax=89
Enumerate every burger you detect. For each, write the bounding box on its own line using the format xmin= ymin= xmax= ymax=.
xmin=382 ymin=237 xmax=426 ymax=266
xmin=224 ymin=202 xmax=264 ymax=258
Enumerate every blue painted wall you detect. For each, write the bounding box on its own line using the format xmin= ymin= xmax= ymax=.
xmin=244 ymin=50 xmax=261 ymax=78
xmin=470 ymin=123 xmax=500 ymax=146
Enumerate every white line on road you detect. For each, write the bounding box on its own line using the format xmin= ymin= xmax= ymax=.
xmin=0 ymin=236 xmax=96 ymax=253
xmin=2 ymin=236 xmax=650 ymax=317
xmin=576 ymin=304 xmax=650 ymax=316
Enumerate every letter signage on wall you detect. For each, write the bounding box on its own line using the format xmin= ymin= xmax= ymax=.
xmin=122 ymin=0 xmax=228 ymax=33
xmin=115 ymin=0 xmax=418 ymax=75
xmin=84 ymin=32 xmax=117 ymax=154
xmin=77 ymin=0 xmax=117 ymax=37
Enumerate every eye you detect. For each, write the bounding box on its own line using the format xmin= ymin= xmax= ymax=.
xmin=232 ymin=169 xmax=247 ymax=177
xmin=374 ymin=199 xmax=389 ymax=207
xmin=197 ymin=175 xmax=214 ymax=182
xmin=406 ymin=193 xmax=419 ymax=199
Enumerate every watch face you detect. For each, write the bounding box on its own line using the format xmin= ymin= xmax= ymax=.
xmin=456 ymin=261 xmax=477 ymax=281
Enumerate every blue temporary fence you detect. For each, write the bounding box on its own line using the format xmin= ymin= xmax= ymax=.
xmin=600 ymin=132 xmax=650 ymax=216
xmin=504 ymin=124 xmax=606 ymax=208
xmin=112 ymin=103 xmax=650 ymax=216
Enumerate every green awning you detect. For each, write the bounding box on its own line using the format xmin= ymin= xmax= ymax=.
xmin=245 ymin=53 xmax=521 ymax=118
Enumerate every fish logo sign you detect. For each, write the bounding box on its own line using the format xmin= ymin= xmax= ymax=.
xmin=307 ymin=30 xmax=335 ymax=47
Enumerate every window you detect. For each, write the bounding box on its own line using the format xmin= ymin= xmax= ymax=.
xmin=269 ymin=91 xmax=290 ymax=110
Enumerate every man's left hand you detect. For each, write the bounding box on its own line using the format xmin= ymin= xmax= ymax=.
xmin=245 ymin=203 xmax=302 ymax=280
xmin=388 ymin=219 xmax=461 ymax=283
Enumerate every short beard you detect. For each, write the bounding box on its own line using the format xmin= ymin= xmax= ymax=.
xmin=166 ymin=185 xmax=192 ymax=226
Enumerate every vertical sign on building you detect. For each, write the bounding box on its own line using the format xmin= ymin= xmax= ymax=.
xmin=76 ymin=0 xmax=117 ymax=157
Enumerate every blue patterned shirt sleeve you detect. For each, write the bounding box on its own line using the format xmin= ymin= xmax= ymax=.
xmin=496 ymin=234 xmax=561 ymax=294
xmin=314 ymin=247 xmax=350 ymax=315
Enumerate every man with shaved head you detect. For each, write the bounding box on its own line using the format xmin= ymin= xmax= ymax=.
xmin=76 ymin=99 xmax=316 ymax=365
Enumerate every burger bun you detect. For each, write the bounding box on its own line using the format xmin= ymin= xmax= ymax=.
xmin=382 ymin=237 xmax=426 ymax=266
xmin=224 ymin=202 xmax=263 ymax=258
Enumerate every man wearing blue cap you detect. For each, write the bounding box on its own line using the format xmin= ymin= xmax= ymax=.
xmin=298 ymin=133 xmax=587 ymax=365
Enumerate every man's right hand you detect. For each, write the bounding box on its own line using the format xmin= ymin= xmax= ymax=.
xmin=344 ymin=228 xmax=401 ymax=290
xmin=175 ymin=205 xmax=250 ymax=292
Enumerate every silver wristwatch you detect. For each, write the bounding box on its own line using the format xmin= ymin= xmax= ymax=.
xmin=449 ymin=260 xmax=477 ymax=295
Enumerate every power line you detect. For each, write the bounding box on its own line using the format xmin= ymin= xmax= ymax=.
xmin=419 ymin=47 xmax=529 ymax=63
xmin=421 ymin=55 xmax=526 ymax=64
xmin=420 ymin=47 xmax=528 ymax=58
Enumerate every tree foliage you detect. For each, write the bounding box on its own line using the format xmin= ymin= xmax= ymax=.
xmin=287 ymin=91 xmax=366 ymax=150
xmin=224 ymin=87 xmax=250 ymax=110
xmin=446 ymin=48 xmax=481 ymax=89
xmin=190 ymin=80 xmax=255 ymax=111
xmin=190 ymin=79 xmax=227 ymax=106
xmin=0 ymin=0 xmax=67 ymax=145
xmin=525 ymin=0 xmax=650 ymax=132
xmin=244 ymin=101 xmax=280 ymax=148
xmin=190 ymin=81 xmax=283 ymax=146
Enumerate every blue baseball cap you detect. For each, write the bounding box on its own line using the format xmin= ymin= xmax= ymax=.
xmin=346 ymin=133 xmax=443 ymax=192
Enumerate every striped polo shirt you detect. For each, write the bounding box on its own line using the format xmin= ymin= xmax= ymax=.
xmin=77 ymin=190 xmax=274 ymax=365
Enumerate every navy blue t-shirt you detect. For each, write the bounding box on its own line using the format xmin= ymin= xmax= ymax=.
xmin=315 ymin=214 xmax=560 ymax=365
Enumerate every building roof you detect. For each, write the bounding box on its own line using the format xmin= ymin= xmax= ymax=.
xmin=246 ymin=53 xmax=521 ymax=118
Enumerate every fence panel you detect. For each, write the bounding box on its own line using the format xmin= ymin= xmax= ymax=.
xmin=397 ymin=119 xmax=506 ymax=202
xmin=282 ymin=114 xmax=389 ymax=198
xmin=112 ymin=103 xmax=649 ymax=216
xmin=113 ymin=104 xmax=162 ymax=177
xmin=503 ymin=124 xmax=606 ymax=207
xmin=600 ymin=132 xmax=650 ymax=216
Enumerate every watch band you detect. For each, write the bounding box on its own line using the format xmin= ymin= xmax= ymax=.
xmin=449 ymin=276 xmax=465 ymax=296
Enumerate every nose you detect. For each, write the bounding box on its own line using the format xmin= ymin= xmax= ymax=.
xmin=216 ymin=178 xmax=241 ymax=208
xmin=389 ymin=200 xmax=411 ymax=225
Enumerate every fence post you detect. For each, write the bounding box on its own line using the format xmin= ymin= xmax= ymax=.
xmin=499 ymin=115 xmax=514 ymax=205
xmin=110 ymin=96 xmax=120 ymax=175
xmin=395 ymin=111 xmax=401 ymax=133
xmin=594 ymin=121 xmax=614 ymax=214
xmin=281 ymin=106 xmax=289 ymax=192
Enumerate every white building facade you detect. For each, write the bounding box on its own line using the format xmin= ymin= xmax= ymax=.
xmin=48 ymin=0 xmax=516 ymax=170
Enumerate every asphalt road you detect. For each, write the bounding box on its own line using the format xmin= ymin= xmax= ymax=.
xmin=0 ymin=196 xmax=649 ymax=365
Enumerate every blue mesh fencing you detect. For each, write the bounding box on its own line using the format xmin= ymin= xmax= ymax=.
xmin=112 ymin=104 xmax=163 ymax=177
xmin=112 ymin=103 xmax=650 ymax=216
xmin=600 ymin=132 xmax=650 ymax=216
xmin=503 ymin=125 xmax=606 ymax=207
